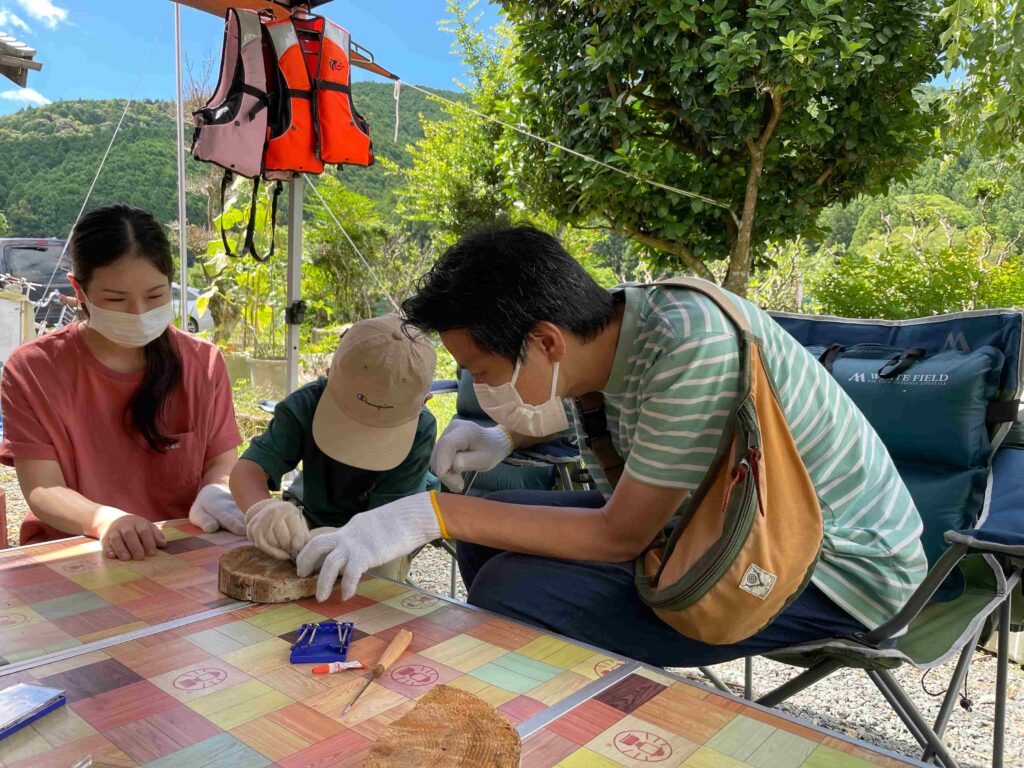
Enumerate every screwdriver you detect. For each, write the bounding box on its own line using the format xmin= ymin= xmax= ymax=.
xmin=341 ymin=629 xmax=413 ymax=716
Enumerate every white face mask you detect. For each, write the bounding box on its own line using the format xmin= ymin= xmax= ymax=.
xmin=474 ymin=359 xmax=569 ymax=437
xmin=85 ymin=300 xmax=175 ymax=348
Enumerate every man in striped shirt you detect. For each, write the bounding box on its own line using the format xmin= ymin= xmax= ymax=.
xmin=298 ymin=226 xmax=927 ymax=666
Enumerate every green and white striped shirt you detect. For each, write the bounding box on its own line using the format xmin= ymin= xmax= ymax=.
xmin=571 ymin=285 xmax=927 ymax=631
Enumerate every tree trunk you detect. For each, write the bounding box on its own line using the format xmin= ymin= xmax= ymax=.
xmin=724 ymin=88 xmax=785 ymax=296
xmin=724 ymin=146 xmax=766 ymax=295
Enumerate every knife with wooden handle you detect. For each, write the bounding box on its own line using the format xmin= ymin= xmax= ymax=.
xmin=341 ymin=629 xmax=413 ymax=716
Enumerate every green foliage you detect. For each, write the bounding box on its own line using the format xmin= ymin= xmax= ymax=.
xmin=304 ymin=175 xmax=435 ymax=323
xmin=393 ymin=2 xmax=648 ymax=289
xmin=940 ymin=0 xmax=1024 ymax=155
xmin=389 ymin=1 xmax=518 ymax=247
xmin=818 ymin=148 xmax=1024 ymax=249
xmin=809 ymin=223 xmax=1024 ymax=318
xmin=426 ymin=341 xmax=459 ymax=434
xmin=0 ymin=85 xmax=453 ymax=238
xmin=498 ymin=0 xmax=946 ymax=293
xmin=848 ymin=194 xmax=976 ymax=249
xmin=200 ymin=179 xmax=289 ymax=356
xmin=748 ymin=237 xmax=817 ymax=312
xmin=0 ymin=210 xmax=9 ymax=237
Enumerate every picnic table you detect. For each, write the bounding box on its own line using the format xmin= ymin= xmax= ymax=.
xmin=0 ymin=521 xmax=928 ymax=768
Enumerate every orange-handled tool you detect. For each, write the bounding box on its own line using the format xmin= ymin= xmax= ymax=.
xmin=341 ymin=629 xmax=412 ymax=716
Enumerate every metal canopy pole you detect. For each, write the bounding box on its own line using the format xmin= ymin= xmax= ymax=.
xmin=285 ymin=176 xmax=303 ymax=394
xmin=174 ymin=4 xmax=189 ymax=330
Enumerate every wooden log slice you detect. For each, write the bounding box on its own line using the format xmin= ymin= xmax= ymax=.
xmin=218 ymin=545 xmax=317 ymax=603
xmin=364 ymin=685 xmax=521 ymax=767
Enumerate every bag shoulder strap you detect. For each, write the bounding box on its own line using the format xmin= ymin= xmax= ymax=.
xmin=574 ymin=391 xmax=625 ymax=488
xmin=651 ymin=276 xmax=753 ymax=335
xmin=575 ymin=278 xmax=753 ymax=489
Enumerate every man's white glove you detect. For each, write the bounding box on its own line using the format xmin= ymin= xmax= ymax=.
xmin=297 ymin=492 xmax=442 ymax=601
xmin=189 ymin=484 xmax=246 ymax=536
xmin=245 ymin=498 xmax=310 ymax=560
xmin=430 ymin=420 xmax=513 ymax=493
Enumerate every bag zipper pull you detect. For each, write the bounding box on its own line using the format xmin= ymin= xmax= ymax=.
xmin=721 ymin=459 xmax=748 ymax=512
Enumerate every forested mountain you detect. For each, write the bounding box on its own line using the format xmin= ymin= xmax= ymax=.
xmin=0 ymin=82 xmax=457 ymax=238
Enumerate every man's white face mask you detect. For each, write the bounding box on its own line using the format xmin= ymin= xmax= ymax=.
xmin=85 ymin=300 xmax=175 ymax=348
xmin=473 ymin=357 xmax=569 ymax=437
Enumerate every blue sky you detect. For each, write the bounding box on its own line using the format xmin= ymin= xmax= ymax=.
xmin=0 ymin=0 xmax=503 ymax=115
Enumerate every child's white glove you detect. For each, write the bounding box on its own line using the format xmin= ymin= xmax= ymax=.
xmin=297 ymin=492 xmax=442 ymax=601
xmin=245 ymin=498 xmax=310 ymax=560
xmin=430 ymin=420 xmax=512 ymax=492
xmin=189 ymin=483 xmax=246 ymax=536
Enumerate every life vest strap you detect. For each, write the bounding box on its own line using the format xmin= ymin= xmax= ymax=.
xmin=243 ymin=84 xmax=270 ymax=121
xmin=314 ymin=80 xmax=351 ymax=94
xmin=218 ymin=173 xmax=284 ymax=264
xmin=287 ymin=88 xmax=313 ymax=100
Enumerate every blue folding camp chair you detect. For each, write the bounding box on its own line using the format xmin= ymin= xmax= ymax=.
xmin=740 ymin=308 xmax=1024 ymax=768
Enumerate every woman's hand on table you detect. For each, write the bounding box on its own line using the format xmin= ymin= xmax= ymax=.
xmin=95 ymin=507 xmax=167 ymax=560
xmin=297 ymin=492 xmax=442 ymax=601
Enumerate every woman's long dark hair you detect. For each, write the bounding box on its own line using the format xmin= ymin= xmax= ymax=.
xmin=70 ymin=204 xmax=182 ymax=452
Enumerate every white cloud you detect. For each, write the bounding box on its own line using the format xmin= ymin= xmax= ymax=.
xmin=0 ymin=8 xmax=31 ymax=32
xmin=0 ymin=87 xmax=50 ymax=105
xmin=13 ymin=0 xmax=67 ymax=29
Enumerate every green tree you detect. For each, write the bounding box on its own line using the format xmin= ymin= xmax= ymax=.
xmin=0 ymin=87 xmax=453 ymax=238
xmin=809 ymin=225 xmax=1024 ymax=318
xmin=389 ymin=0 xmax=517 ymax=247
xmin=499 ymin=0 xmax=946 ymax=294
xmin=0 ymin=210 xmax=9 ymax=237
xmin=940 ymin=0 xmax=1024 ymax=155
xmin=392 ymin=1 xmax=632 ymax=288
xmin=848 ymin=194 xmax=976 ymax=249
xmin=305 ymin=176 xmax=435 ymax=323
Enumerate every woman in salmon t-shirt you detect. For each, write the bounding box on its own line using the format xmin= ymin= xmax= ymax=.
xmin=0 ymin=204 xmax=246 ymax=559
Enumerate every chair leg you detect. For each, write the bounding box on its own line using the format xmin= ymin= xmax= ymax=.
xmin=865 ymin=669 xmax=933 ymax=753
xmin=867 ymin=669 xmax=960 ymax=768
xmin=698 ymin=666 xmax=733 ymax=695
xmin=744 ymin=656 xmax=753 ymax=700
xmin=922 ymin=625 xmax=984 ymax=763
xmin=993 ymin=594 xmax=1011 ymax=768
xmin=756 ymin=658 xmax=843 ymax=707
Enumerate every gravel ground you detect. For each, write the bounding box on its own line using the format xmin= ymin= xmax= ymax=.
xmin=3 ymin=469 xmax=1020 ymax=766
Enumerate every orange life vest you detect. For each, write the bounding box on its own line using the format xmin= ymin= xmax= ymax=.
xmin=263 ymin=14 xmax=373 ymax=178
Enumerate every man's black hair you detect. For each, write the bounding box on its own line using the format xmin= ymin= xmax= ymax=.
xmin=402 ymin=225 xmax=617 ymax=362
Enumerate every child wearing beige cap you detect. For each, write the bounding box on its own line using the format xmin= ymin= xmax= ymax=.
xmin=229 ymin=314 xmax=438 ymax=581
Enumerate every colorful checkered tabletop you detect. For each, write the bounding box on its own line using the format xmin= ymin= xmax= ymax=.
xmin=0 ymin=526 xmax=926 ymax=768
xmin=517 ymin=667 xmax=920 ymax=768
xmin=0 ymin=522 xmax=247 ymax=669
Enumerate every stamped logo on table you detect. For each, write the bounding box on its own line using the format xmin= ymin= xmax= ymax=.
xmin=59 ymin=560 xmax=99 ymax=574
xmin=0 ymin=612 xmax=27 ymax=629
xmin=400 ymin=594 xmax=439 ymax=610
xmin=173 ymin=667 xmax=228 ymax=691
xmin=594 ymin=659 xmax=625 ymax=677
xmin=390 ymin=664 xmax=439 ymax=687
xmin=613 ymin=731 xmax=673 ymax=762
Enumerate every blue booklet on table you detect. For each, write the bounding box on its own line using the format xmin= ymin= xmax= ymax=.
xmin=0 ymin=683 xmax=66 ymax=741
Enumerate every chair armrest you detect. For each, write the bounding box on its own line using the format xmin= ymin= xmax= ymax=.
xmin=944 ymin=447 xmax=1024 ymax=559
xmin=858 ymin=542 xmax=971 ymax=644
xmin=430 ymin=379 xmax=459 ymax=395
